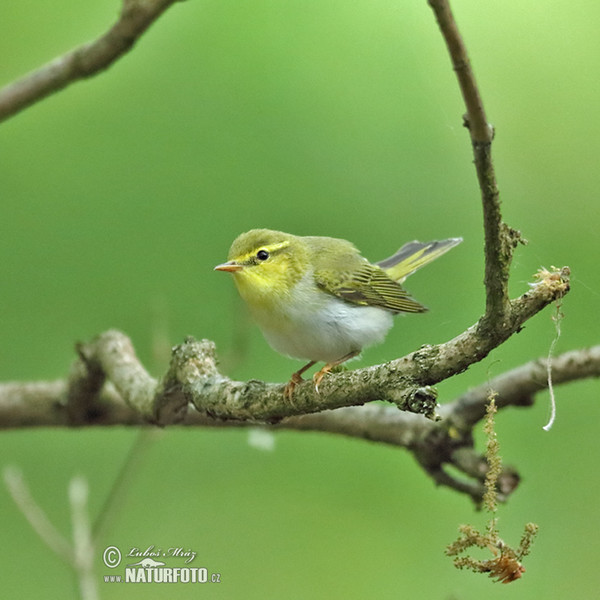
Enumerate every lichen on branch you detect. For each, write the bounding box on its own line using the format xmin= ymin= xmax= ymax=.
xmin=446 ymin=396 xmax=539 ymax=583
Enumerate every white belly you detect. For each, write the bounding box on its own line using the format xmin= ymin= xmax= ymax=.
xmin=248 ymin=279 xmax=394 ymax=363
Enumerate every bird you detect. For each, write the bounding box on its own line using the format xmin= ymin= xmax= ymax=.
xmin=214 ymin=229 xmax=461 ymax=399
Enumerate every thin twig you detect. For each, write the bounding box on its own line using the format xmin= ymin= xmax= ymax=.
xmin=445 ymin=342 xmax=599 ymax=430
xmin=427 ymin=0 xmax=491 ymax=143
xmin=69 ymin=477 xmax=98 ymax=600
xmin=3 ymin=467 xmax=74 ymax=564
xmin=93 ymin=429 xmax=159 ymax=539
xmin=0 ymin=0 xmax=181 ymax=123
xmin=428 ymin=0 xmax=523 ymax=323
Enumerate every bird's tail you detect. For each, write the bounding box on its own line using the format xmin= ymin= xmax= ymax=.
xmin=377 ymin=238 xmax=462 ymax=282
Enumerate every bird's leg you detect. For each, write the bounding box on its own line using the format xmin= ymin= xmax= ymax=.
xmin=284 ymin=360 xmax=317 ymax=401
xmin=313 ymin=351 xmax=360 ymax=393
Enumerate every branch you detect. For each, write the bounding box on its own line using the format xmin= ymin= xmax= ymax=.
xmin=3 ymin=467 xmax=74 ymax=564
xmin=69 ymin=478 xmax=98 ymax=600
xmin=442 ymin=344 xmax=600 ymax=429
xmin=1 ymin=342 xmax=598 ymax=502
xmin=428 ymin=0 xmax=524 ymax=325
xmin=4 ymin=468 xmax=99 ymax=599
xmin=4 ymin=345 xmax=597 ymax=431
xmin=0 ymin=0 xmax=181 ymax=123
xmin=0 ymin=264 xmax=571 ymax=431
xmin=0 ymin=265 xmax=564 ymax=430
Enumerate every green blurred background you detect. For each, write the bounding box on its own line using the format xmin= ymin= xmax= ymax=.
xmin=1 ymin=0 xmax=599 ymax=597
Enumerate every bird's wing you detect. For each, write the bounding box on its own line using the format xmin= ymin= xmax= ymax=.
xmin=314 ymin=261 xmax=427 ymax=314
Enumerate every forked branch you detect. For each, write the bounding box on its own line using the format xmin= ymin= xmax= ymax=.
xmin=1 ymin=337 xmax=598 ymax=502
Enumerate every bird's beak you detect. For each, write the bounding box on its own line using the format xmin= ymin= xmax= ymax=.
xmin=214 ymin=261 xmax=243 ymax=273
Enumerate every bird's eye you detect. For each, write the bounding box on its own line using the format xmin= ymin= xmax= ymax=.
xmin=256 ymin=250 xmax=269 ymax=261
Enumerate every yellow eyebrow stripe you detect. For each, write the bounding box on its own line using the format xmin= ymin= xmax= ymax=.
xmin=262 ymin=240 xmax=291 ymax=253
xmin=237 ymin=240 xmax=291 ymax=263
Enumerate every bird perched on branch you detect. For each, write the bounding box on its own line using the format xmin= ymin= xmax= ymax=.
xmin=215 ymin=229 xmax=461 ymax=398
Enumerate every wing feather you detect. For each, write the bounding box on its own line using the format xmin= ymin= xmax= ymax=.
xmin=315 ymin=262 xmax=427 ymax=314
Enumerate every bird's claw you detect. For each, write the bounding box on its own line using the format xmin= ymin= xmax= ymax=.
xmin=284 ymin=362 xmax=335 ymax=400
xmin=312 ymin=365 xmax=332 ymax=394
xmin=283 ymin=371 xmax=305 ymax=403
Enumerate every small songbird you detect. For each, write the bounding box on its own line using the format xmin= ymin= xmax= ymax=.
xmin=215 ymin=229 xmax=461 ymax=398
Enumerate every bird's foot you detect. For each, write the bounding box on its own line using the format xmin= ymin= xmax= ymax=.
xmin=283 ymin=361 xmax=317 ymax=402
xmin=283 ymin=371 xmax=305 ymax=403
xmin=312 ymin=351 xmax=359 ymax=393
xmin=312 ymin=364 xmax=334 ymax=394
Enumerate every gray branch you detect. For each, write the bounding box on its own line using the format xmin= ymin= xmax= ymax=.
xmin=2 ymin=266 xmax=563 ymax=432
xmin=0 ymin=270 xmax=575 ymax=506
xmin=1 ymin=338 xmax=597 ymax=503
xmin=4 ymin=468 xmax=99 ymax=599
xmin=0 ymin=0 xmax=181 ymax=123
xmin=428 ymin=0 xmax=525 ymax=326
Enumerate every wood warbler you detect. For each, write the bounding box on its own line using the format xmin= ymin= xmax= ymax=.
xmin=215 ymin=229 xmax=461 ymax=398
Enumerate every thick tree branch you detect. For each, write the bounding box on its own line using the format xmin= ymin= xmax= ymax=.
xmin=4 ymin=344 xmax=597 ymax=432
xmin=0 ymin=266 xmax=571 ymax=433
xmin=56 ymin=267 xmax=569 ymax=427
xmin=0 ymin=0 xmax=181 ymax=123
xmin=443 ymin=344 xmax=600 ymax=430
xmin=1 ymin=343 xmax=598 ymax=502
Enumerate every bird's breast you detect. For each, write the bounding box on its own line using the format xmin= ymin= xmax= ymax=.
xmin=247 ymin=274 xmax=394 ymax=363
